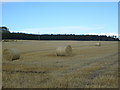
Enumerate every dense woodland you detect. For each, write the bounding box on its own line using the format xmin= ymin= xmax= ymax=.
xmin=0 ymin=26 xmax=119 ymax=41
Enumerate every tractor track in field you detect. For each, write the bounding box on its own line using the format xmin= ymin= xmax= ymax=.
xmin=2 ymin=52 xmax=118 ymax=75
xmin=20 ymin=44 xmax=92 ymax=54
xmin=21 ymin=48 xmax=55 ymax=54
xmin=2 ymin=69 xmax=48 ymax=74
xmin=56 ymin=52 xmax=118 ymax=75
xmin=20 ymin=42 xmax=117 ymax=54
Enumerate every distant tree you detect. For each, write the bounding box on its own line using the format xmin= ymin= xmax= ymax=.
xmin=0 ymin=26 xmax=10 ymax=34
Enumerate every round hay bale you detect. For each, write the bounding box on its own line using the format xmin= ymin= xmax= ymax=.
xmin=95 ymin=42 xmax=101 ymax=46
xmin=56 ymin=45 xmax=72 ymax=56
xmin=3 ymin=48 xmax=20 ymax=61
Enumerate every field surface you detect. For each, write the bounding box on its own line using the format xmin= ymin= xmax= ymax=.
xmin=2 ymin=40 xmax=119 ymax=88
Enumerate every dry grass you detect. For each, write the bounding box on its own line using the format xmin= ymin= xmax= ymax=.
xmin=2 ymin=40 xmax=119 ymax=88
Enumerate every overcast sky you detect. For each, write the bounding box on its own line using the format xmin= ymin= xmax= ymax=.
xmin=2 ymin=2 xmax=119 ymax=37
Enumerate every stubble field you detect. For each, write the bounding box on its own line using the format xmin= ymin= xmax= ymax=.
xmin=2 ymin=40 xmax=119 ymax=88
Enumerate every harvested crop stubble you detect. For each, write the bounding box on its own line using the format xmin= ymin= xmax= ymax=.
xmin=95 ymin=42 xmax=101 ymax=46
xmin=56 ymin=45 xmax=72 ymax=56
xmin=3 ymin=48 xmax=20 ymax=61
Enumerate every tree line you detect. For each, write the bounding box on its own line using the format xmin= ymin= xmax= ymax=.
xmin=0 ymin=26 xmax=119 ymax=41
